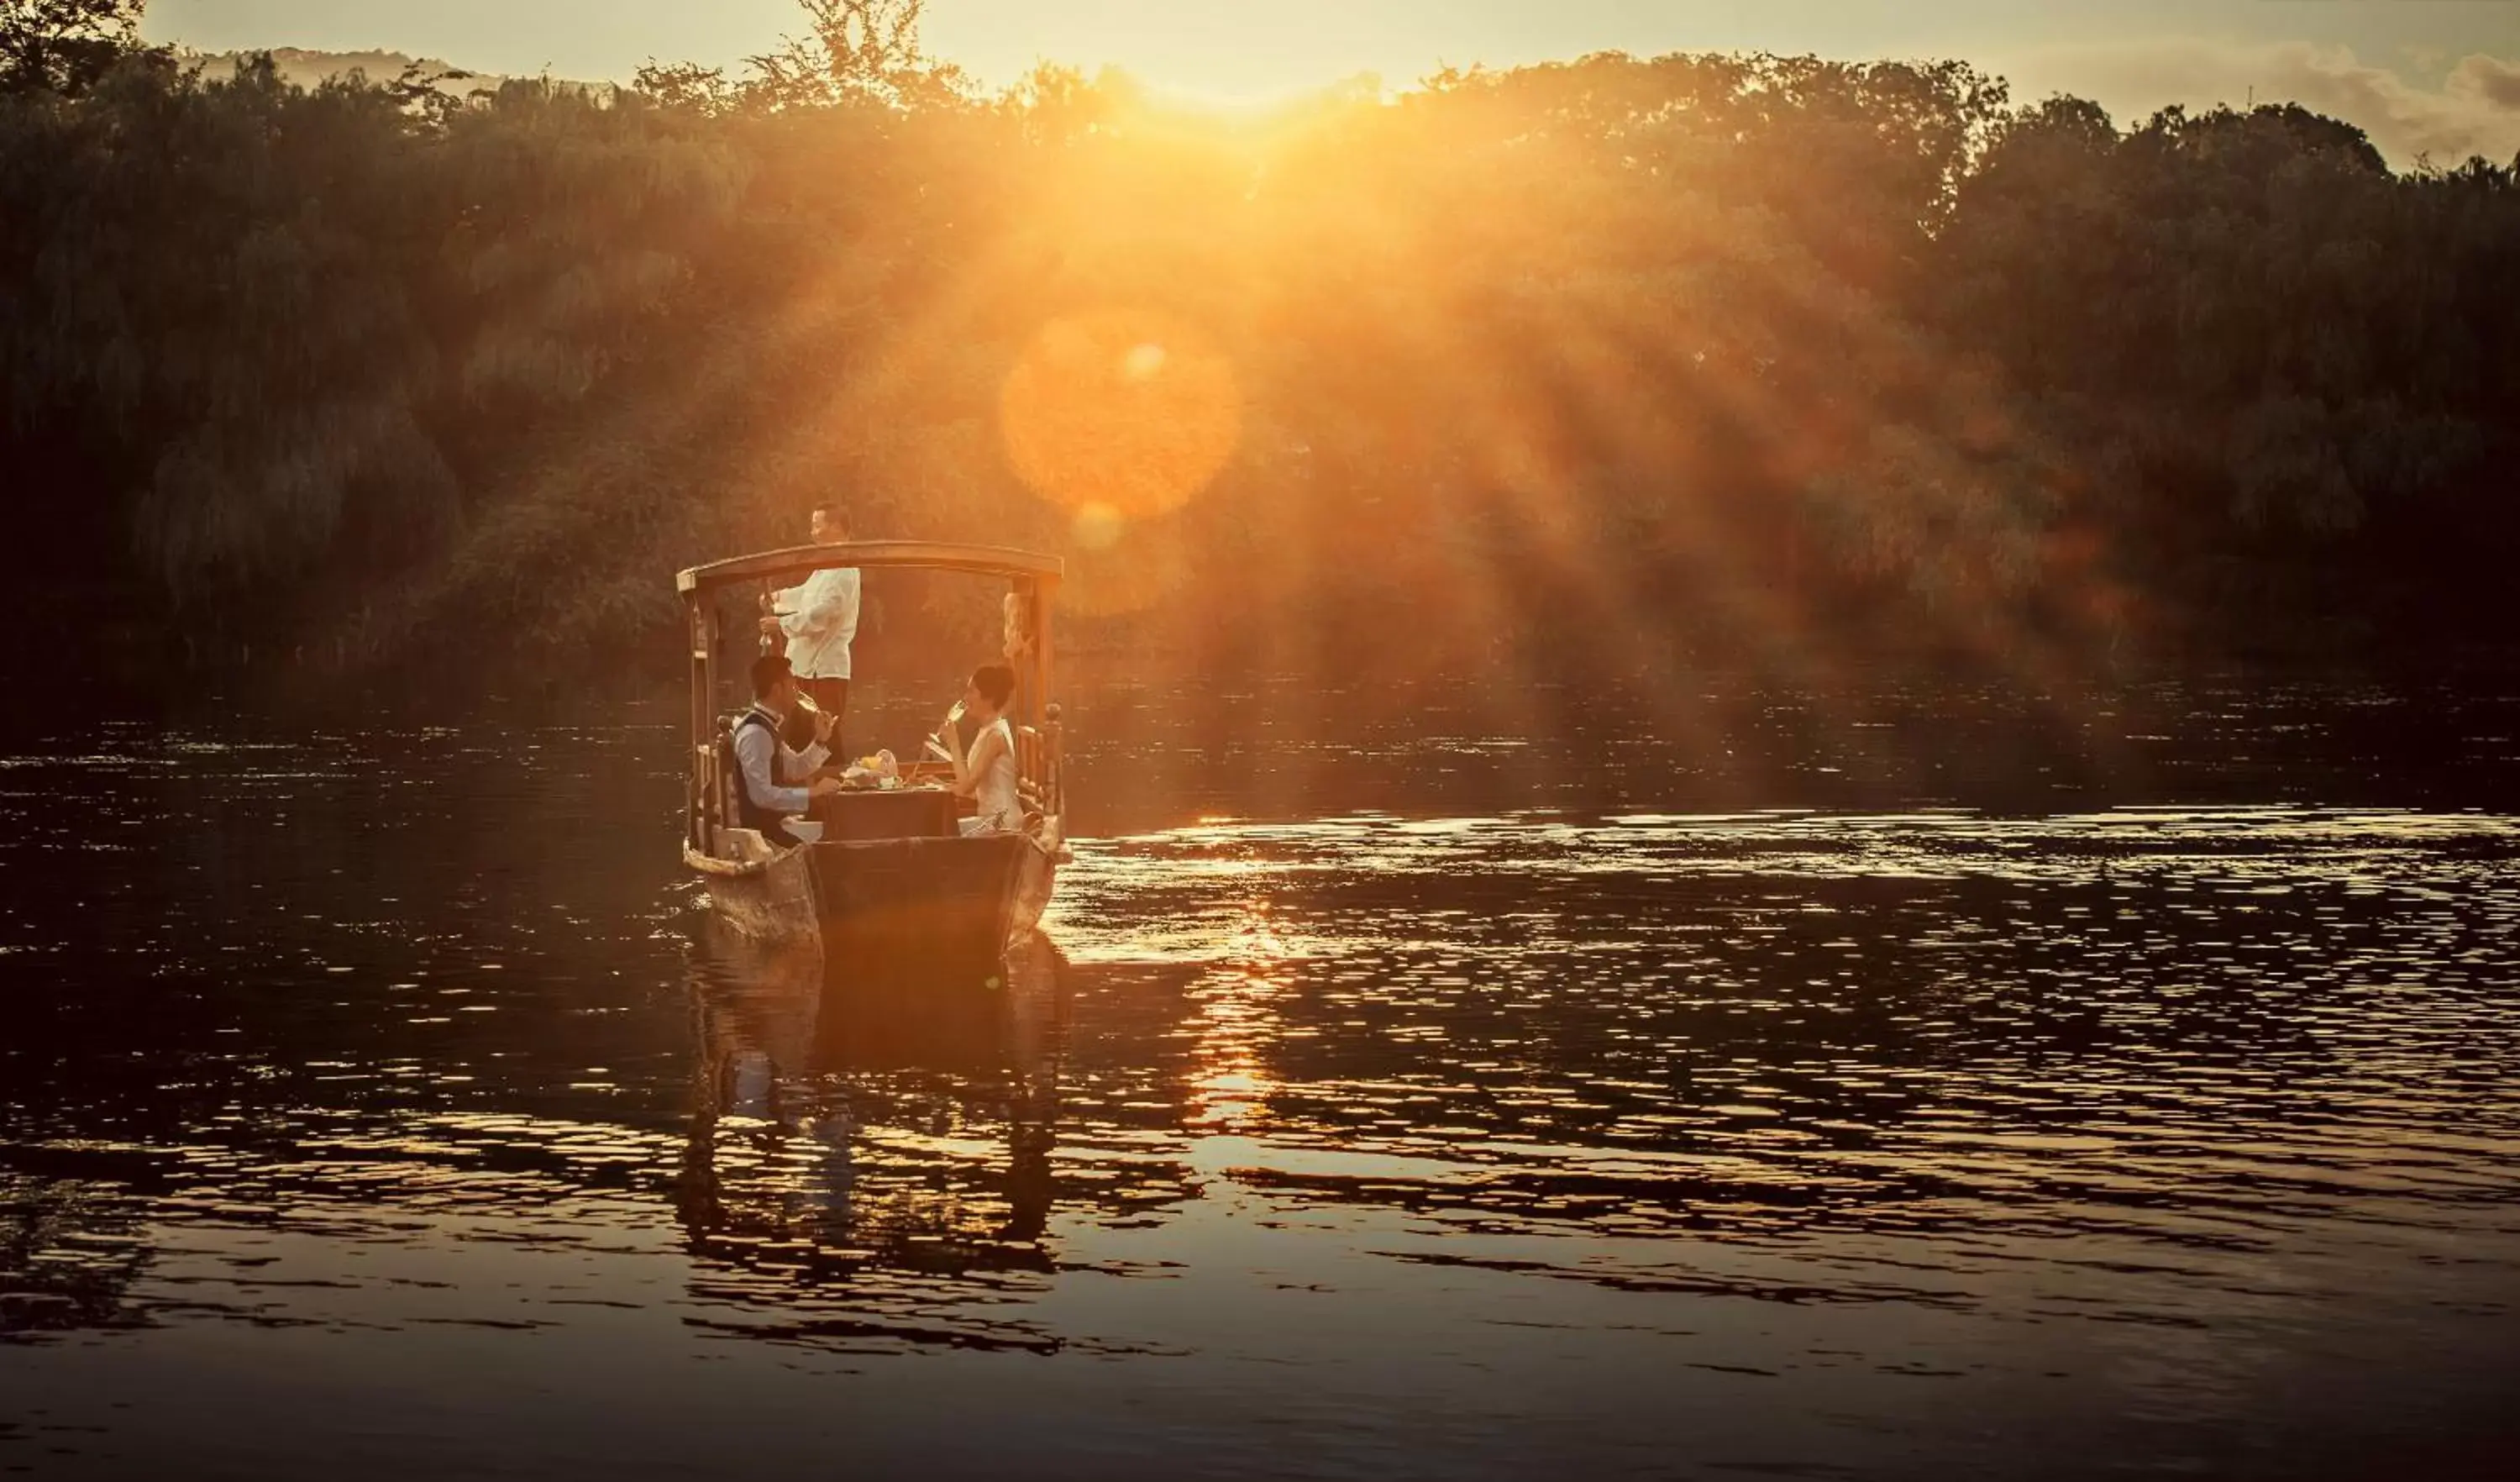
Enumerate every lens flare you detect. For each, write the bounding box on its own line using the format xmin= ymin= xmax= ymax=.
xmin=1063 ymin=512 xmax=1192 ymax=618
xmin=1073 ymin=501 xmax=1125 ymax=549
xmin=1000 ymin=307 xmax=1242 ymax=519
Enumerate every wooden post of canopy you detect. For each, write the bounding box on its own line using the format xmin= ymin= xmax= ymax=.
xmin=700 ymin=596 xmax=726 ymax=854
xmin=1036 ymin=574 xmax=1060 ymax=816
xmin=1009 ymin=575 xmax=1038 ymax=802
xmin=1011 ymin=577 xmax=1040 ymax=729
xmin=687 ymin=594 xmax=711 ymax=851
xmin=702 ymin=595 xmax=722 ymax=733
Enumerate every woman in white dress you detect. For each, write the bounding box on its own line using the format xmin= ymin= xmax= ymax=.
xmin=937 ymin=663 xmax=1023 ymax=837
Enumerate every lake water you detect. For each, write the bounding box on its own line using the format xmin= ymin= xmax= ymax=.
xmin=4 ymin=671 xmax=2518 ymax=1479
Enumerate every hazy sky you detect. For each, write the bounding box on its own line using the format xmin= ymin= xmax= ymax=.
xmin=148 ymin=0 xmax=2520 ymax=160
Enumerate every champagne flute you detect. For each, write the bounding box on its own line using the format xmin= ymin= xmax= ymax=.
xmin=926 ymin=698 xmax=967 ymax=766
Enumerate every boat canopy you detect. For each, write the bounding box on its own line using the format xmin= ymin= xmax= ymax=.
xmin=678 ymin=539 xmax=1067 ymax=856
xmin=679 ymin=541 xmax=1062 ymax=596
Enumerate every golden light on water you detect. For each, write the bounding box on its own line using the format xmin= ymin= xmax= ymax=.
xmin=999 ymin=307 xmax=1243 ymax=521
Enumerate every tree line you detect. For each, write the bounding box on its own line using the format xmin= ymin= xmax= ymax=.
xmin=3 ymin=0 xmax=2513 ymax=696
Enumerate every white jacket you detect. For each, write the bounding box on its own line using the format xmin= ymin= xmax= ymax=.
xmin=773 ymin=567 xmax=859 ymax=680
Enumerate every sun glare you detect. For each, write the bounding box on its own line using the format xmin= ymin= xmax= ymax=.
xmin=999 ymin=307 xmax=1244 ymax=523
xmin=1072 ymin=501 xmax=1124 ymax=549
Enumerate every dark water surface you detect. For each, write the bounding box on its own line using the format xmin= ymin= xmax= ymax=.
xmin=4 ymin=674 xmax=2518 ymax=1479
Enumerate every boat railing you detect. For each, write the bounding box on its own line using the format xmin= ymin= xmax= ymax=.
xmin=1015 ymin=703 xmax=1064 ymax=821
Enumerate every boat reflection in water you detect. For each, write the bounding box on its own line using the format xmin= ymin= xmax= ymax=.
xmin=677 ymin=920 xmax=1069 ymax=1344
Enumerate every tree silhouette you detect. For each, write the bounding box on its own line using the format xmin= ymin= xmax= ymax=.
xmin=0 ymin=0 xmax=152 ymax=97
xmin=0 ymin=0 xmax=2513 ymax=688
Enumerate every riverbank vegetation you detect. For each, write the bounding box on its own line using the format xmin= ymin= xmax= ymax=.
xmin=5 ymin=0 xmax=2515 ymax=696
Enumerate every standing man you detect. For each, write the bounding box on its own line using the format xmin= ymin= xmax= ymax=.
xmin=760 ymin=503 xmax=860 ymax=752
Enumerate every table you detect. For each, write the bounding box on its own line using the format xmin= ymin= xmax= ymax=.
xmin=811 ymin=786 xmax=963 ymax=842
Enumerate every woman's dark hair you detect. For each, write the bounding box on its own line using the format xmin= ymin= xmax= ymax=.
xmin=970 ymin=663 xmax=1016 ymax=711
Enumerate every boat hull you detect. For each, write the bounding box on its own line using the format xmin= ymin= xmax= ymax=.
xmin=685 ymin=835 xmax=820 ymax=948
xmin=688 ymin=823 xmax=1062 ymax=970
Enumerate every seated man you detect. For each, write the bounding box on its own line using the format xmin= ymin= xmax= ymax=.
xmin=733 ymin=654 xmax=843 ymax=848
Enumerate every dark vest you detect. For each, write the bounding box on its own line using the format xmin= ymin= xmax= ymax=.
xmin=732 ymin=707 xmax=792 ymax=838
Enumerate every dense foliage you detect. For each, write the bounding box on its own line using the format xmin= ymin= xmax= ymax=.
xmin=3 ymin=0 xmax=2513 ymax=693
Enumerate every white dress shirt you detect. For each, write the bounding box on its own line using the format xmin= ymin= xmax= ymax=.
xmin=732 ymin=709 xmax=829 ymax=817
xmin=773 ymin=568 xmax=860 ymax=680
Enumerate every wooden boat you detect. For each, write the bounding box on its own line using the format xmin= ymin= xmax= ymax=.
xmin=678 ymin=542 xmax=1068 ymax=965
